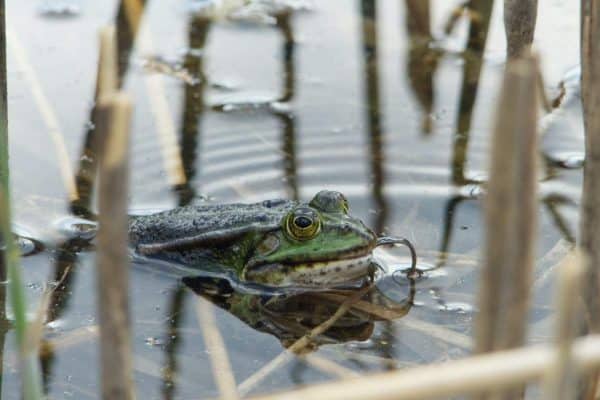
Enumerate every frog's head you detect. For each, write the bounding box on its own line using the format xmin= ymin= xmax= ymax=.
xmin=242 ymin=191 xmax=377 ymax=287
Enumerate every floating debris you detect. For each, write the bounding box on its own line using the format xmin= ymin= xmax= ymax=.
xmin=37 ymin=1 xmax=81 ymax=18
xmin=438 ymin=301 xmax=475 ymax=315
xmin=189 ymin=0 xmax=313 ymax=24
xmin=140 ymin=56 xmax=200 ymax=86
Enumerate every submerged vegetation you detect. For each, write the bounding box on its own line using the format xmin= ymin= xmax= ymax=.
xmin=0 ymin=0 xmax=599 ymax=399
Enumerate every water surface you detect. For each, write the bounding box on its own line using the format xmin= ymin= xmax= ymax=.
xmin=2 ymin=0 xmax=584 ymax=398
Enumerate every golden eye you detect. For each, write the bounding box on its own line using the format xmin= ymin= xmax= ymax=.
xmin=285 ymin=207 xmax=321 ymax=240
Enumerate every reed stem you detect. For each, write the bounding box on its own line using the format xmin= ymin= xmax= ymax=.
xmin=474 ymin=52 xmax=539 ymax=399
xmin=0 ymin=0 xmax=43 ymax=397
xmin=248 ymin=334 xmax=600 ymax=400
xmin=504 ymin=0 xmax=538 ymax=58
xmin=476 ymin=52 xmax=539 ymax=352
xmin=94 ymin=26 xmax=135 ymax=400
xmin=578 ymin=1 xmax=600 ymax=398
xmin=96 ymin=92 xmax=135 ymax=400
xmin=543 ymin=251 xmax=585 ymax=400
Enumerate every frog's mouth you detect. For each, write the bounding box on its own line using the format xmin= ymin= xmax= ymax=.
xmin=242 ymin=252 xmax=374 ymax=287
xmin=242 ymin=236 xmax=418 ymax=287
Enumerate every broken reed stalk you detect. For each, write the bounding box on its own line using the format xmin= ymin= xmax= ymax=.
xmin=95 ymin=26 xmax=135 ymax=400
xmin=504 ymin=0 xmax=538 ymax=58
xmin=96 ymin=92 xmax=135 ymax=400
xmin=543 ymin=251 xmax=585 ymax=400
xmin=474 ymin=52 xmax=538 ymax=398
xmin=195 ymin=298 xmax=240 ymax=400
xmin=0 ymin=0 xmax=43 ymax=398
xmin=248 ymin=334 xmax=600 ymax=400
xmin=97 ymin=26 xmax=118 ymax=101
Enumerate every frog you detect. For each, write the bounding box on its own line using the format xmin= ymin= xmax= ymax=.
xmin=128 ymin=190 xmax=379 ymax=287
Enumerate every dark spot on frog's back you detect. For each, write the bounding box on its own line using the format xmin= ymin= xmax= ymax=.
xmin=255 ymin=213 xmax=269 ymax=223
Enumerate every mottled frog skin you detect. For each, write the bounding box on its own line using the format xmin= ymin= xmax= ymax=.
xmin=128 ymin=191 xmax=377 ymax=287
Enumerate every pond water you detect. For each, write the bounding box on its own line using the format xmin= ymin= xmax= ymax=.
xmin=1 ymin=0 xmax=585 ymax=398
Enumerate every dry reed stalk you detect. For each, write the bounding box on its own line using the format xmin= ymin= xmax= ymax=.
xmin=123 ymin=0 xmax=145 ymax=31
xmin=97 ymin=27 xmax=118 ymax=101
xmin=195 ymin=298 xmax=240 ymax=400
xmin=96 ymin=89 xmax=135 ymax=399
xmin=4 ymin=27 xmax=77 ymax=201
xmin=543 ymin=251 xmax=585 ymax=400
xmin=504 ymin=0 xmax=538 ymax=58
xmin=579 ymin=1 xmax=600 ymax=398
xmin=474 ymin=53 xmax=538 ymax=399
xmin=238 ymin=285 xmax=371 ymax=396
xmin=405 ymin=0 xmax=429 ymax=37
xmin=249 ymin=334 xmax=600 ymax=400
xmin=94 ymin=30 xmax=135 ymax=399
xmin=476 ymin=53 xmax=539 ymax=351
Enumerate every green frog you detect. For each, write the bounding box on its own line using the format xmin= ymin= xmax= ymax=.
xmin=129 ymin=190 xmax=379 ymax=287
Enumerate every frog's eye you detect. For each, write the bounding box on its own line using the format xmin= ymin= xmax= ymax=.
xmin=285 ymin=207 xmax=321 ymax=240
xmin=309 ymin=190 xmax=349 ymax=214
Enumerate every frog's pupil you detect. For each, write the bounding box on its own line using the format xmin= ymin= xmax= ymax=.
xmin=294 ymin=216 xmax=312 ymax=228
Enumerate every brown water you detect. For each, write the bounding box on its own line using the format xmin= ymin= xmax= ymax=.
xmin=1 ymin=0 xmax=584 ymax=398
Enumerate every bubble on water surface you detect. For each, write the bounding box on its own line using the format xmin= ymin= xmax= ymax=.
xmin=145 ymin=337 xmax=165 ymax=346
xmin=2 ymin=227 xmax=45 ymax=257
xmin=16 ymin=235 xmax=44 ymax=257
xmin=56 ymin=217 xmax=98 ymax=241
xmin=546 ymin=151 xmax=585 ymax=169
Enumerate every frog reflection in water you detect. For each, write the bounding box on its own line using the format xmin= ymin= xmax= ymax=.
xmin=183 ymin=275 xmax=415 ymax=350
xmin=130 ymin=191 xmax=390 ymax=287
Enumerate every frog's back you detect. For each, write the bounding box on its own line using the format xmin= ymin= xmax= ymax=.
xmin=128 ymin=198 xmax=295 ymax=247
